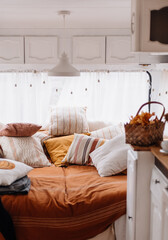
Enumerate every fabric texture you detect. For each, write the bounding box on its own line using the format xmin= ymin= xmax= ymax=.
xmin=44 ymin=135 xmax=74 ymax=166
xmin=90 ymin=134 xmax=130 ymax=177
xmin=0 ymin=159 xmax=32 ymax=186
xmin=90 ymin=123 xmax=124 ymax=139
xmin=0 ymin=123 xmax=5 ymax=130
xmin=0 ymin=146 xmax=4 ymax=158
xmin=63 ymin=133 xmax=105 ymax=165
xmin=0 ymin=176 xmax=31 ymax=195
xmin=44 ymin=133 xmax=90 ymax=166
xmin=0 ymin=199 xmax=16 ymax=240
xmin=1 ymin=165 xmax=126 ymax=240
xmin=0 ymin=123 xmax=41 ymax=137
xmin=48 ymin=106 xmax=89 ymax=136
xmin=0 ymin=136 xmax=51 ymax=168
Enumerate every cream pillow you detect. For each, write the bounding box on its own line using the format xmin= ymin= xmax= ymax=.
xmin=0 ymin=136 xmax=51 ymax=168
xmin=90 ymin=123 xmax=124 ymax=139
xmin=90 ymin=134 xmax=130 ymax=177
xmin=0 ymin=158 xmax=33 ymax=186
xmin=62 ymin=133 xmax=106 ymax=165
xmin=49 ymin=106 xmax=89 ymax=136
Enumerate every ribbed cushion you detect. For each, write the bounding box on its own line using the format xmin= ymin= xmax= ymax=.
xmin=49 ymin=107 xmax=89 ymax=136
xmin=62 ymin=134 xmax=105 ymax=165
xmin=0 ymin=136 xmax=51 ymax=168
xmin=90 ymin=123 xmax=124 ymax=139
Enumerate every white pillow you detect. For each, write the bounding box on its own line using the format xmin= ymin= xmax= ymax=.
xmin=90 ymin=123 xmax=124 ymax=139
xmin=0 ymin=136 xmax=51 ymax=168
xmin=90 ymin=134 xmax=130 ymax=177
xmin=48 ymin=106 xmax=89 ymax=136
xmin=0 ymin=158 xmax=33 ymax=186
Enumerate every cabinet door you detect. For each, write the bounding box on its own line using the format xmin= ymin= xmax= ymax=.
xmin=141 ymin=1 xmax=168 ymax=52
xmin=150 ymin=167 xmax=168 ymax=240
xmin=150 ymin=195 xmax=162 ymax=240
xmin=126 ymin=149 xmax=137 ymax=240
xmin=0 ymin=37 xmax=24 ymax=63
xmin=106 ymin=36 xmax=138 ymax=64
xmin=73 ymin=37 xmax=105 ymax=64
xmin=162 ymin=188 xmax=168 ymax=240
xmin=25 ymin=37 xmax=58 ymax=64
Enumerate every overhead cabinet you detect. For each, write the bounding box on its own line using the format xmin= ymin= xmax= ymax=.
xmin=0 ymin=37 xmax=24 ymax=64
xmin=106 ymin=36 xmax=138 ymax=64
xmin=131 ymin=0 xmax=168 ymax=52
xmin=73 ymin=37 xmax=105 ymax=64
xmin=25 ymin=37 xmax=58 ymax=64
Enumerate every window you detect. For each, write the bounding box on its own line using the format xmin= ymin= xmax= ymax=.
xmin=0 ymin=71 xmax=149 ymax=126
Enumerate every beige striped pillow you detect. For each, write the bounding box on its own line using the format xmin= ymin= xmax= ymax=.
xmin=62 ymin=133 xmax=106 ymax=165
xmin=49 ymin=106 xmax=89 ymax=136
xmin=0 ymin=136 xmax=51 ymax=168
xmin=90 ymin=123 xmax=124 ymax=139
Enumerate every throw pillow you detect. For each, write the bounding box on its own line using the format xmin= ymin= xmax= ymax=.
xmin=62 ymin=133 xmax=106 ymax=165
xmin=90 ymin=123 xmax=124 ymax=139
xmin=0 ymin=158 xmax=33 ymax=186
xmin=44 ymin=135 xmax=74 ymax=166
xmin=0 ymin=123 xmax=42 ymax=137
xmin=90 ymin=134 xmax=130 ymax=177
xmin=0 ymin=136 xmax=51 ymax=168
xmin=48 ymin=106 xmax=89 ymax=136
xmin=44 ymin=133 xmax=91 ymax=166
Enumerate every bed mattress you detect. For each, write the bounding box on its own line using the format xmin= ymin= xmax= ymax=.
xmin=1 ymin=165 xmax=127 ymax=240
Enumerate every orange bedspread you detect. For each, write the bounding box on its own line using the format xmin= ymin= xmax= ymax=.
xmin=1 ymin=165 xmax=127 ymax=240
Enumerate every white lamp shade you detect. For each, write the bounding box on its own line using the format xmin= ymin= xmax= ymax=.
xmin=48 ymin=52 xmax=80 ymax=77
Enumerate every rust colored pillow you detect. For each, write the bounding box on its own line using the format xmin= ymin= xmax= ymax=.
xmin=0 ymin=123 xmax=42 ymax=137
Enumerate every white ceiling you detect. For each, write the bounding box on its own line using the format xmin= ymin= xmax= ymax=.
xmin=0 ymin=0 xmax=131 ymax=29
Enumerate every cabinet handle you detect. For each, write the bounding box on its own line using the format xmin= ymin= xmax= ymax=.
xmin=131 ymin=12 xmax=135 ymax=34
xmin=128 ymin=216 xmax=133 ymax=220
xmin=155 ymin=179 xmax=160 ymax=184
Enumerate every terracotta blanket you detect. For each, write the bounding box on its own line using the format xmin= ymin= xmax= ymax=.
xmin=1 ymin=165 xmax=127 ymax=240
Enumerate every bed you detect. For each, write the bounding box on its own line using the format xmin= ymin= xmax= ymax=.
xmin=0 ymin=109 xmax=127 ymax=240
xmin=1 ymin=165 xmax=126 ymax=240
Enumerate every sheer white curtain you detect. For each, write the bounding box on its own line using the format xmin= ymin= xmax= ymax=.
xmin=0 ymin=71 xmax=149 ymax=125
xmin=56 ymin=72 xmax=149 ymax=124
xmin=151 ymin=70 xmax=168 ymax=136
xmin=0 ymin=72 xmax=51 ymax=125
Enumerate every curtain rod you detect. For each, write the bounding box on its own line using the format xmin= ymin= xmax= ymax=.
xmin=0 ymin=69 xmax=166 ymax=73
xmin=0 ymin=69 xmax=145 ymax=73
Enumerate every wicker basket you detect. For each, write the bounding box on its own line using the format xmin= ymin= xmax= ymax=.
xmin=124 ymin=101 xmax=165 ymax=146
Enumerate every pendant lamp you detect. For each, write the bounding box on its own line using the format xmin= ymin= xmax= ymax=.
xmin=48 ymin=11 xmax=80 ymax=77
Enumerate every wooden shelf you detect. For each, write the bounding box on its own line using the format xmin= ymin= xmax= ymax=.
xmin=151 ymin=146 xmax=168 ymax=172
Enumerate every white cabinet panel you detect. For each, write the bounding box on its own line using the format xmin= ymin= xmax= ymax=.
xmin=141 ymin=1 xmax=168 ymax=52
xmin=0 ymin=37 xmax=24 ymax=63
xmin=131 ymin=0 xmax=168 ymax=53
xmin=150 ymin=166 xmax=168 ymax=240
xmin=126 ymin=149 xmax=155 ymax=240
xmin=106 ymin=36 xmax=138 ymax=64
xmin=126 ymin=150 xmax=137 ymax=240
xmin=73 ymin=37 xmax=105 ymax=64
xmin=150 ymin=196 xmax=162 ymax=240
xmin=162 ymin=188 xmax=168 ymax=240
xmin=25 ymin=36 xmax=58 ymax=64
